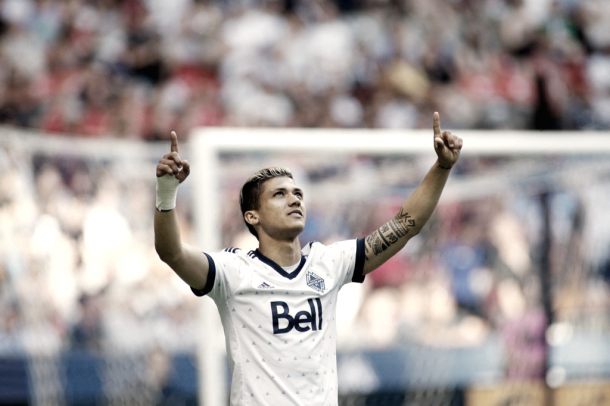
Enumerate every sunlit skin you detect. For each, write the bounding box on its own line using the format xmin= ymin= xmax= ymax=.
xmin=152 ymin=112 xmax=463 ymax=403
xmin=244 ymin=176 xmax=306 ymax=267
xmin=154 ymin=112 xmax=462 ymax=289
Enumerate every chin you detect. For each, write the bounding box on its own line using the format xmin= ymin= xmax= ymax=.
xmin=284 ymin=225 xmax=305 ymax=240
xmin=290 ymin=227 xmax=305 ymax=238
xmin=264 ymin=222 xmax=305 ymax=241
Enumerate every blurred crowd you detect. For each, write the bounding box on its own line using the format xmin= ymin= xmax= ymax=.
xmin=0 ymin=146 xmax=203 ymax=358
xmin=2 ymin=130 xmax=609 ymax=391
xmin=0 ymin=0 xmax=609 ymax=139
xmin=1 ymin=1 xmax=610 ymax=399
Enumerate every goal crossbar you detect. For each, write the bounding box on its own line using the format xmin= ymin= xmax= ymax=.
xmin=192 ymin=128 xmax=610 ymax=155
xmin=189 ymin=127 xmax=610 ymax=406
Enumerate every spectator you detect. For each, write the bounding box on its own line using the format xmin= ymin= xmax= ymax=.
xmin=0 ymin=0 xmax=607 ymax=137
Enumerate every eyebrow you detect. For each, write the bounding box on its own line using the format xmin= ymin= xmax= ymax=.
xmin=270 ymin=187 xmax=304 ymax=195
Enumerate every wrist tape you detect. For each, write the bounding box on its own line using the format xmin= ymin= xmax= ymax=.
xmin=156 ymin=175 xmax=180 ymax=211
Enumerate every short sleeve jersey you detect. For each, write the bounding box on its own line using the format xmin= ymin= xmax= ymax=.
xmin=192 ymin=238 xmax=366 ymax=406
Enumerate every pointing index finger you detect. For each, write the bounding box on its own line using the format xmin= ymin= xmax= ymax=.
xmin=433 ymin=112 xmax=441 ymax=137
xmin=170 ymin=131 xmax=179 ymax=154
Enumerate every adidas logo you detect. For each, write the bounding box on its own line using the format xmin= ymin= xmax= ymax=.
xmin=258 ymin=282 xmax=275 ymax=289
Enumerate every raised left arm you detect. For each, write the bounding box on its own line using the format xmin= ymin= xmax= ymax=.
xmin=363 ymin=112 xmax=462 ymax=274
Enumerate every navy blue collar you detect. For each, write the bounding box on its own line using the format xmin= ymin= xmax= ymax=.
xmin=251 ymin=249 xmax=307 ymax=280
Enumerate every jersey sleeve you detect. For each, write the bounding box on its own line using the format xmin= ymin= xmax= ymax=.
xmin=190 ymin=252 xmax=217 ymax=297
xmin=353 ymin=237 xmax=366 ymax=283
xmin=190 ymin=248 xmax=246 ymax=301
xmin=322 ymin=237 xmax=366 ymax=286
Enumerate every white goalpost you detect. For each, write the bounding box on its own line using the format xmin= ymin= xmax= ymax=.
xmin=189 ymin=126 xmax=610 ymax=406
xmin=4 ymin=126 xmax=610 ymax=405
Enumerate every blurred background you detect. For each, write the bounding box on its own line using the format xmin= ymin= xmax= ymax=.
xmin=0 ymin=0 xmax=610 ymax=405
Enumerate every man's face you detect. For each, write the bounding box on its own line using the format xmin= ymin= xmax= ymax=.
xmin=249 ymin=176 xmax=306 ymax=240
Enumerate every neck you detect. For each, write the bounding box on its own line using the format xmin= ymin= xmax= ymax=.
xmin=257 ymin=236 xmax=301 ymax=267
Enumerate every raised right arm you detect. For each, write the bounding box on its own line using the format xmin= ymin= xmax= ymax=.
xmin=154 ymin=131 xmax=209 ymax=291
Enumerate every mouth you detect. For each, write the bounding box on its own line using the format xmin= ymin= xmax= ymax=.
xmin=288 ymin=210 xmax=303 ymax=218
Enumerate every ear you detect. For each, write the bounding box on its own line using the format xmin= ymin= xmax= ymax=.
xmin=244 ymin=211 xmax=259 ymax=227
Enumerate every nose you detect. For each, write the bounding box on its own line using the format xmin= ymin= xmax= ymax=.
xmin=288 ymin=193 xmax=301 ymax=206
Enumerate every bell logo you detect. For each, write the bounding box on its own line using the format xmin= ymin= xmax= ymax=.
xmin=271 ymin=299 xmax=323 ymax=334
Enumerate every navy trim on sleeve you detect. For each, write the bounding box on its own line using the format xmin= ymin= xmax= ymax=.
xmin=190 ymin=253 xmax=216 ymax=297
xmin=352 ymin=237 xmax=366 ymax=283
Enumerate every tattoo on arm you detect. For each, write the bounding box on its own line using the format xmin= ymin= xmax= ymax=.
xmin=365 ymin=208 xmax=415 ymax=260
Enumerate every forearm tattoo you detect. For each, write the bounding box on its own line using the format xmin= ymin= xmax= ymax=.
xmin=365 ymin=208 xmax=415 ymax=260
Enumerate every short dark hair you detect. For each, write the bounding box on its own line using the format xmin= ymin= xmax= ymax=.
xmin=240 ymin=167 xmax=293 ymax=239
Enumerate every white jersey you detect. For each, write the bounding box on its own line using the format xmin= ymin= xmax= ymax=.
xmin=192 ymin=238 xmax=366 ymax=406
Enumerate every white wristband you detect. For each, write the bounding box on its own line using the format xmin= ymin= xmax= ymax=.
xmin=156 ymin=175 xmax=180 ymax=211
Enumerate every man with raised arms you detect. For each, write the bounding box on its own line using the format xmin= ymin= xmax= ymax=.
xmin=154 ymin=112 xmax=462 ymax=405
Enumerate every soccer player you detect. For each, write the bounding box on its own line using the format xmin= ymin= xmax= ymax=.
xmin=154 ymin=112 xmax=462 ymax=405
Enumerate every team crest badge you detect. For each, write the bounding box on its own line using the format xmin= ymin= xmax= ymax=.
xmin=306 ymin=271 xmax=325 ymax=293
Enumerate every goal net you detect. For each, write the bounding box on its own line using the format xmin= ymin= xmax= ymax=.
xmin=1 ymin=126 xmax=609 ymax=406
xmin=191 ymin=127 xmax=610 ymax=405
